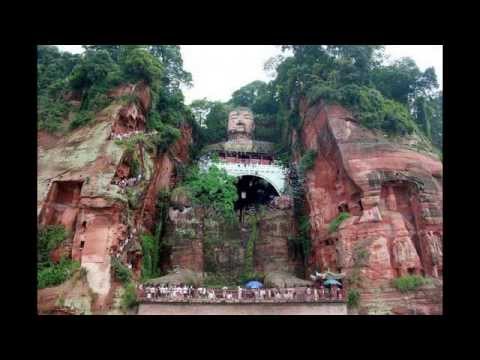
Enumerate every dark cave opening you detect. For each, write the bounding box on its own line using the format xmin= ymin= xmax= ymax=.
xmin=234 ymin=175 xmax=279 ymax=223
xmin=52 ymin=181 xmax=83 ymax=206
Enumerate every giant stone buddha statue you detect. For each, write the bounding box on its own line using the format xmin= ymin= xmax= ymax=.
xmin=227 ymin=107 xmax=255 ymax=142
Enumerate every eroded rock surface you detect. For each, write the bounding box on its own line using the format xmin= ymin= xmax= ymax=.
xmin=37 ymin=83 xmax=193 ymax=312
xmin=295 ymin=99 xmax=442 ymax=312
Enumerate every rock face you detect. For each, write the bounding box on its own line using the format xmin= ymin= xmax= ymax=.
xmin=37 ymin=82 xmax=192 ymax=311
xmin=255 ymin=209 xmax=295 ymax=273
xmin=165 ymin=206 xmax=205 ymax=273
xmin=164 ymin=204 xmax=298 ymax=281
xmin=295 ymin=99 xmax=442 ymax=312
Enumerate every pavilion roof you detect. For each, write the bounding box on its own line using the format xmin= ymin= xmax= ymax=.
xmin=310 ymin=271 xmax=346 ymax=280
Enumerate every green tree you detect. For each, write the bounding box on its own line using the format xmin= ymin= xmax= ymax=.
xmin=230 ymin=80 xmax=268 ymax=107
xmin=38 ymin=225 xmax=68 ymax=267
xmin=183 ymin=165 xmax=238 ymax=221
xmin=429 ymin=92 xmax=443 ymax=150
xmin=371 ymin=57 xmax=438 ymax=106
xmin=148 ymin=45 xmax=192 ymax=89
xmin=190 ymin=98 xmax=213 ymax=127
xmin=204 ymin=102 xmax=230 ymax=143
xmin=83 ymin=45 xmax=123 ymax=62
xmin=69 ymin=49 xmax=118 ymax=92
xmin=37 ymin=45 xmax=82 ymax=132
xmin=119 ymin=46 xmax=163 ymax=87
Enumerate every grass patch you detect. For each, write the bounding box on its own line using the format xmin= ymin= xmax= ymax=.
xmin=347 ymin=288 xmax=361 ymax=308
xmin=38 ymin=258 xmax=80 ymax=289
xmin=328 ymin=212 xmax=350 ymax=233
xmin=121 ymin=282 xmax=138 ymax=311
xmin=298 ymin=150 xmax=317 ymax=175
xmin=69 ymin=110 xmax=94 ymax=130
xmin=392 ymin=275 xmax=431 ymax=293
xmin=111 ymin=257 xmax=132 ymax=284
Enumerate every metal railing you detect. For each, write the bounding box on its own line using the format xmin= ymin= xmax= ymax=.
xmin=138 ymin=287 xmax=346 ymax=304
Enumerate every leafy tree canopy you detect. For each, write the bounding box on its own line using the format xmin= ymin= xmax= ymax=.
xmin=183 ymin=165 xmax=238 ymax=221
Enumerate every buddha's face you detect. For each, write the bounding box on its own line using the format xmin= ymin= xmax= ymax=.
xmin=228 ymin=109 xmax=254 ymax=138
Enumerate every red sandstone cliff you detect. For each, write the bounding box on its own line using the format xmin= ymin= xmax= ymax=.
xmin=295 ymin=99 xmax=443 ymax=314
xmin=37 ymin=82 xmax=192 ymax=313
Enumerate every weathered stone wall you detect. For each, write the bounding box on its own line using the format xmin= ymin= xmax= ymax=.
xmin=165 ymin=206 xmax=296 ymax=279
xmin=256 ymin=209 xmax=295 ymax=273
xmin=357 ymin=284 xmax=443 ymax=315
xmin=138 ymin=302 xmax=347 ymax=315
xmin=165 ymin=207 xmax=205 ymax=273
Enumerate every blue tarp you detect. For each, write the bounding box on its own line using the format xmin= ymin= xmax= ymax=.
xmin=323 ymin=279 xmax=342 ymax=286
xmin=245 ymin=280 xmax=264 ymax=289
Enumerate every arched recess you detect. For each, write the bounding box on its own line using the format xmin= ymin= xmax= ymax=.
xmin=232 ymin=173 xmax=282 ymax=197
xmin=234 ymin=175 xmax=280 ymax=213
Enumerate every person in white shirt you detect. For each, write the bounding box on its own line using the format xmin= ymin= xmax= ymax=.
xmin=306 ymin=286 xmax=312 ymax=301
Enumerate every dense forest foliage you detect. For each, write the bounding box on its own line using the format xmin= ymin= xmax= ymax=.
xmin=37 ymin=45 xmax=200 ymax=153
xmin=190 ymin=45 xmax=442 ymax=154
xmin=38 ymin=45 xmax=442 ymax=155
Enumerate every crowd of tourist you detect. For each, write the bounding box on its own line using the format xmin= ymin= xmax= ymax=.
xmin=111 ymin=130 xmax=142 ymax=141
xmin=138 ymin=284 xmax=345 ymax=303
xmin=110 ymin=228 xmax=137 ymax=270
xmin=110 ymin=129 xmax=158 ymax=141
xmin=112 ymin=174 xmax=142 ymax=189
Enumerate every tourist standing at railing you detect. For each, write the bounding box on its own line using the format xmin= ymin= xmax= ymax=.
xmin=207 ymin=289 xmax=214 ymax=300
xmin=337 ymin=287 xmax=342 ymax=300
xmin=306 ymin=286 xmax=312 ymax=301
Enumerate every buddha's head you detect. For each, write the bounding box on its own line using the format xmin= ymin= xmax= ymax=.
xmin=227 ymin=107 xmax=254 ymax=141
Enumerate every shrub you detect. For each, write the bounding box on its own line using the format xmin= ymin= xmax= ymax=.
xmin=307 ymin=81 xmax=341 ymax=106
xmin=392 ymin=275 xmax=430 ymax=293
xmin=69 ymin=111 xmax=93 ymax=130
xmin=298 ymin=150 xmax=317 ymax=175
xmin=140 ymin=233 xmax=159 ymax=280
xmin=121 ymin=282 xmax=138 ymax=310
xmin=38 ymin=96 xmax=69 ymax=133
xmin=347 ymin=288 xmax=361 ymax=308
xmin=38 ymin=225 xmax=68 ymax=266
xmin=242 ymin=216 xmax=257 ymax=279
xmin=151 ymin=122 xmax=181 ymax=153
xmin=121 ymin=47 xmax=163 ymax=86
xmin=183 ymin=165 xmax=238 ymax=221
xmin=111 ymin=257 xmax=132 ymax=284
xmin=125 ymin=188 xmax=141 ymax=209
xmin=118 ymin=94 xmax=139 ymax=106
xmin=328 ymin=212 xmax=350 ymax=233
xmin=87 ymin=92 xmax=111 ymax=112
xmin=38 ymin=258 xmax=80 ymax=289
